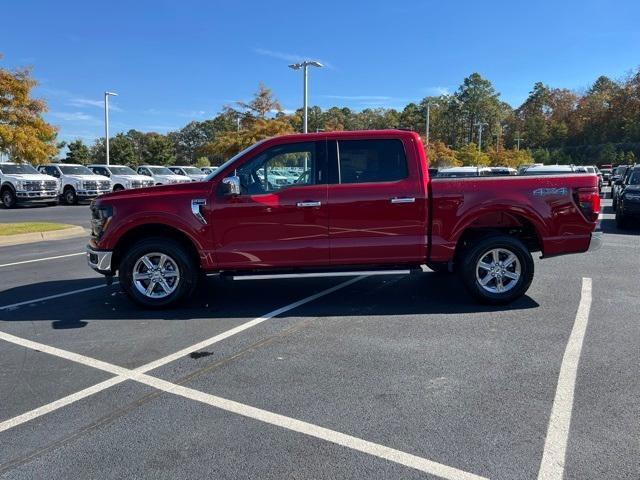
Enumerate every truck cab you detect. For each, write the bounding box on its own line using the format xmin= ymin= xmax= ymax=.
xmin=0 ymin=162 xmax=60 ymax=208
xmin=136 ymin=165 xmax=192 ymax=185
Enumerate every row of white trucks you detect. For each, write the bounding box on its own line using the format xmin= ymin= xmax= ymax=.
xmin=0 ymin=163 xmax=214 ymax=208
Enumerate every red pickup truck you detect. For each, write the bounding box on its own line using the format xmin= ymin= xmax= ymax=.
xmin=87 ymin=130 xmax=601 ymax=307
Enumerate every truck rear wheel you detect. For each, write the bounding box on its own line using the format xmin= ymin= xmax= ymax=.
xmin=459 ymin=235 xmax=534 ymax=305
xmin=119 ymin=238 xmax=198 ymax=308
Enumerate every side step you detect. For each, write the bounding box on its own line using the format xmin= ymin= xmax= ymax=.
xmin=230 ymin=270 xmax=412 ymax=281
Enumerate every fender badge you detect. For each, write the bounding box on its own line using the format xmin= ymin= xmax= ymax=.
xmin=533 ymin=187 xmax=569 ymax=197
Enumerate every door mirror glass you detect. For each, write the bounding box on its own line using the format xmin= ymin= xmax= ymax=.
xmin=222 ymin=176 xmax=241 ymax=196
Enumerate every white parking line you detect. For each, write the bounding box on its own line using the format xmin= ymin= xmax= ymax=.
xmin=0 ymin=276 xmax=366 ymax=429
xmin=0 ymin=252 xmax=84 ymax=269
xmin=0 ymin=284 xmax=112 ymax=311
xmin=0 ymin=323 xmax=484 ymax=479
xmin=537 ymin=277 xmax=593 ymax=480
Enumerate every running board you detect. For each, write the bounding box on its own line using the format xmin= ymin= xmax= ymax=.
xmin=231 ymin=270 xmax=411 ymax=281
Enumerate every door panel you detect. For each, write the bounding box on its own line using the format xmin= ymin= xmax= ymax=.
xmin=328 ymin=138 xmax=427 ymax=265
xmin=212 ymin=140 xmax=329 ymax=269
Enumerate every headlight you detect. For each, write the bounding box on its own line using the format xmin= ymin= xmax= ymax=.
xmin=90 ymin=202 xmax=113 ymax=240
xmin=75 ymin=180 xmax=82 ymax=188
xmin=15 ymin=181 xmax=26 ymax=190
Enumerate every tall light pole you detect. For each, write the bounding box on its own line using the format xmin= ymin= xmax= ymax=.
xmin=474 ymin=121 xmax=488 ymax=152
xmin=288 ymin=61 xmax=323 ymax=133
xmin=104 ymin=91 xmax=118 ymax=165
xmin=515 ymin=133 xmax=524 ymax=151
xmin=425 ymin=101 xmax=437 ymax=144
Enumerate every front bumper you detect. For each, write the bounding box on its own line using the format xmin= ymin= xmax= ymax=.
xmin=588 ymin=231 xmax=602 ymax=252
xmin=86 ymin=245 xmax=113 ymax=274
xmin=15 ymin=190 xmax=58 ymax=202
xmin=77 ymin=189 xmax=111 ymax=199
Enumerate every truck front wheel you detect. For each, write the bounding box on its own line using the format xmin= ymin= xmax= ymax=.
xmin=459 ymin=235 xmax=534 ymax=305
xmin=63 ymin=187 xmax=78 ymax=205
xmin=119 ymin=238 xmax=198 ymax=308
xmin=1 ymin=188 xmax=17 ymax=208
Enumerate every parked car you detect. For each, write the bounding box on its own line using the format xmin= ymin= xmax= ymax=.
xmin=136 ymin=165 xmax=192 ymax=185
xmin=520 ymin=164 xmax=577 ymax=175
xmin=87 ymin=130 xmax=600 ymax=308
xmin=611 ymin=165 xmax=631 ymax=209
xmin=600 ymin=165 xmax=613 ymax=184
xmin=88 ymin=164 xmax=155 ymax=191
xmin=436 ymin=166 xmax=492 ymax=177
xmin=200 ymin=167 xmax=218 ymax=175
xmin=0 ymin=162 xmax=59 ymax=208
xmin=168 ymin=166 xmax=208 ymax=182
xmin=517 ymin=163 xmax=543 ymax=175
xmin=614 ymin=165 xmax=640 ymax=228
xmin=37 ymin=163 xmax=111 ymax=204
xmin=488 ymin=167 xmax=518 ymax=176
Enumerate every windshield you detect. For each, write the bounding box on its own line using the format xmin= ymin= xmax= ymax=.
xmin=148 ymin=167 xmax=174 ymax=175
xmin=0 ymin=163 xmax=39 ymax=175
xmin=629 ymin=170 xmax=640 ymax=185
xmin=205 ymin=140 xmax=267 ymax=181
xmin=182 ymin=167 xmax=204 ymax=175
xmin=108 ymin=166 xmax=137 ymax=175
xmin=59 ymin=165 xmax=94 ymax=175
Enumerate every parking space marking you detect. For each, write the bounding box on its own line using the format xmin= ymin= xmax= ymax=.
xmin=0 ymin=276 xmax=365 ymax=429
xmin=0 ymin=278 xmax=486 ymax=480
xmin=0 ymin=252 xmax=84 ymax=269
xmin=537 ymin=277 xmax=593 ymax=480
xmin=0 ymin=284 xmax=112 ymax=311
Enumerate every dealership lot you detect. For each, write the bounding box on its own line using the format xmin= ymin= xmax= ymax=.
xmin=0 ymin=192 xmax=638 ymax=479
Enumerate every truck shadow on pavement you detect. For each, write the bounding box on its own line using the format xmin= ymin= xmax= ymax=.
xmin=0 ymin=273 xmax=539 ymax=330
xmin=599 ymin=218 xmax=640 ymax=235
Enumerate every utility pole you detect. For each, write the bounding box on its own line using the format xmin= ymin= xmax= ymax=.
xmin=104 ymin=91 xmax=118 ymax=165
xmin=474 ymin=121 xmax=488 ymax=152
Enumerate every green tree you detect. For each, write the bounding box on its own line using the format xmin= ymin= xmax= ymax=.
xmin=0 ymin=57 xmax=58 ymax=164
xmin=141 ymin=132 xmax=174 ymax=165
xmin=456 ymin=143 xmax=490 ymax=166
xmin=65 ymin=139 xmax=91 ymax=164
xmin=90 ymin=134 xmax=136 ymax=165
xmin=195 ymin=157 xmax=210 ymax=168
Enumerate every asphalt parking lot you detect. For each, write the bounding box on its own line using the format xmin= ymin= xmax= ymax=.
xmin=0 ymin=190 xmax=638 ymax=479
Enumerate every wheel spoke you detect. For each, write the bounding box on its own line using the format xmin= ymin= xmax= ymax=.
xmin=503 ymin=254 xmax=517 ymax=268
xmin=134 ymin=272 xmax=151 ymax=281
xmin=495 ymin=277 xmax=504 ymax=292
xmin=141 ymin=256 xmax=154 ymax=270
xmin=491 ymin=249 xmax=500 ymax=264
xmin=478 ymin=261 xmax=493 ymax=271
xmin=145 ymin=281 xmax=157 ymax=296
xmin=162 ymin=271 xmax=178 ymax=278
xmin=158 ymin=278 xmax=172 ymax=294
xmin=504 ymin=270 xmax=519 ymax=280
xmin=479 ymin=274 xmax=493 ymax=286
xmin=159 ymin=254 xmax=168 ymax=269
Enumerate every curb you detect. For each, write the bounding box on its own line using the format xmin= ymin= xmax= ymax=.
xmin=0 ymin=226 xmax=88 ymax=247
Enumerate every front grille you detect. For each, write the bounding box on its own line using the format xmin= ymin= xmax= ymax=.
xmin=83 ymin=180 xmax=111 ymax=190
xmin=83 ymin=181 xmax=97 ymax=190
xmin=131 ymin=180 xmax=153 ymax=189
xmin=23 ymin=180 xmax=57 ymax=191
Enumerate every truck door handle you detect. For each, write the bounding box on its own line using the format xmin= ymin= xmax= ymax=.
xmin=297 ymin=201 xmax=322 ymax=208
xmin=390 ymin=197 xmax=415 ymax=204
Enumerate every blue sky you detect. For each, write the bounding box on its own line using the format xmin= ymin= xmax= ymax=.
xmin=2 ymin=0 xmax=639 ymax=144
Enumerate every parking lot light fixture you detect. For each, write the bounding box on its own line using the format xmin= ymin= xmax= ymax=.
xmin=104 ymin=91 xmax=118 ymax=165
xmin=289 ymin=61 xmax=323 ymax=134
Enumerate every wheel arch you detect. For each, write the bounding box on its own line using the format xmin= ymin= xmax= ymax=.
xmin=111 ymin=223 xmax=201 ymax=273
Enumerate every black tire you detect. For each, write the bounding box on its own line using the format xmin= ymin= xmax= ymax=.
xmin=615 ymin=209 xmax=627 ymax=230
xmin=119 ymin=238 xmax=199 ymax=308
xmin=113 ymin=185 xmax=125 ymax=192
xmin=426 ymin=261 xmax=452 ymax=274
xmin=63 ymin=187 xmax=78 ymax=205
xmin=1 ymin=188 xmax=17 ymax=208
xmin=459 ymin=235 xmax=534 ymax=305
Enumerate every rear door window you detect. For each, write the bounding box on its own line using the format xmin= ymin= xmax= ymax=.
xmin=336 ymin=139 xmax=407 ymax=184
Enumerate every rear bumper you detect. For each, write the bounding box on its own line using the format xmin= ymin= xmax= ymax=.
xmin=86 ymin=245 xmax=113 ymax=274
xmin=588 ymin=231 xmax=602 ymax=252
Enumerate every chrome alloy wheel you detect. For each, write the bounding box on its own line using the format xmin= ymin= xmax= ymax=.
xmin=132 ymin=252 xmax=181 ymax=299
xmin=475 ymin=248 xmax=521 ymax=294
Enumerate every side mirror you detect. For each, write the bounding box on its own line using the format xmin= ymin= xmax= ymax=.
xmin=221 ymin=176 xmax=241 ymax=196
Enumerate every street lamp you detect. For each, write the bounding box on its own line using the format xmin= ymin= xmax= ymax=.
xmin=104 ymin=91 xmax=118 ymax=165
xmin=288 ymin=61 xmax=323 ymax=134
xmin=474 ymin=121 xmax=488 ymax=152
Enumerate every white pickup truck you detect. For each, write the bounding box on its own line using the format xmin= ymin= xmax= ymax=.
xmin=38 ymin=164 xmax=112 ymax=204
xmin=88 ymin=164 xmax=154 ymax=191
xmin=168 ymin=166 xmax=208 ymax=182
xmin=0 ymin=162 xmax=60 ymax=208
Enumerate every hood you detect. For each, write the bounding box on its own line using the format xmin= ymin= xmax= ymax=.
xmin=65 ymin=174 xmax=111 ymax=182
xmin=98 ymin=179 xmax=212 ymax=202
xmin=153 ymin=174 xmax=191 ymax=182
xmin=624 ymin=184 xmax=640 ymax=193
xmin=3 ymin=173 xmax=57 ymax=182
xmin=111 ymin=174 xmax=154 ymax=182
